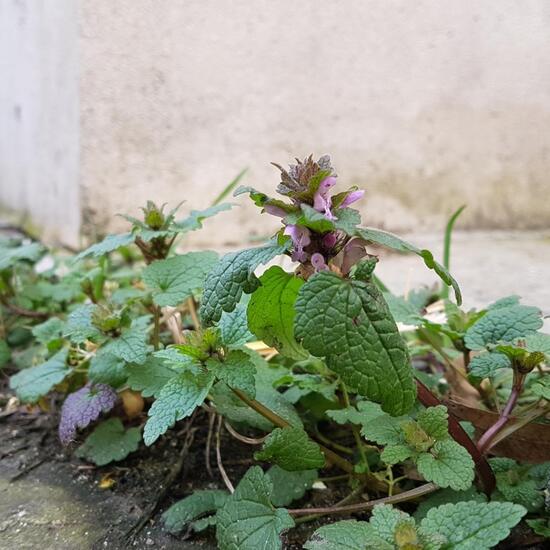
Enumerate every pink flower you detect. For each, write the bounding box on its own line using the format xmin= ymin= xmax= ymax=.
xmin=284 ymin=224 xmax=311 ymax=262
xmin=311 ymin=252 xmax=328 ymax=272
xmin=313 ymin=176 xmax=337 ymax=220
xmin=339 ymin=189 xmax=365 ymax=208
xmin=322 ymin=232 xmax=338 ymax=249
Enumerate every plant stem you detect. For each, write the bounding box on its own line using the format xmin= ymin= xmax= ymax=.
xmin=314 ymin=429 xmax=354 ymax=455
xmin=0 ymin=299 xmax=48 ymax=319
xmin=463 ymin=349 xmax=471 ymax=371
xmin=294 ymin=482 xmax=366 ymax=525
xmin=487 ymin=402 xmax=550 ymax=449
xmin=152 ymin=306 xmax=161 ymax=350
xmin=477 ymin=372 xmax=525 ymax=454
xmin=289 ymin=482 xmax=438 ymax=517
xmin=186 ymin=297 xmax=200 ymax=330
xmin=341 ymin=382 xmax=370 ymax=472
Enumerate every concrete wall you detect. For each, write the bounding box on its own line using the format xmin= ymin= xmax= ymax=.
xmin=0 ymin=0 xmax=80 ymax=247
xmin=3 ymin=1 xmax=550 ymax=247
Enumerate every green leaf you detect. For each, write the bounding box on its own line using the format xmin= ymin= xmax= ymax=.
xmin=200 ymin=242 xmax=289 ymax=325
xmin=247 ymin=266 xmax=307 ymax=359
xmin=284 ymin=204 xmax=335 ymax=233
xmin=143 ymin=370 xmax=214 ymax=445
xmin=416 ymin=440 xmax=475 ymax=490
xmin=295 ymin=271 xmax=416 ymax=415
xmin=304 ymin=520 xmax=382 ymax=550
xmin=369 ymin=504 xmax=414 ymax=545
xmin=254 ymin=426 xmax=325 ymax=471
xmin=524 ymin=332 xmax=550 ymax=356
xmin=126 ymin=355 xmax=180 ymax=397
xmin=74 ymin=233 xmax=135 ymax=261
xmin=0 ymin=241 xmax=44 ymax=269
xmin=355 ymin=227 xmax=462 ymax=304
xmin=207 ymin=349 xmax=256 ymax=399
xmin=333 ymin=208 xmax=362 ymax=234
xmin=464 ymin=305 xmax=543 ymax=350
xmin=0 ymin=340 xmax=11 ymax=369
xmin=491 ymin=458 xmax=545 ymax=512
xmin=413 ymin=487 xmax=487 ymax=522
xmin=328 ymin=401 xmax=407 ymax=446
xmin=416 ymin=405 xmax=449 ymax=441
xmin=142 ymin=251 xmax=219 ymax=306
xmin=527 ymin=519 xmax=550 ymax=537
xmin=266 ymin=466 xmax=317 ymax=507
xmin=469 ymin=352 xmax=511 ymax=378
xmin=216 ymin=466 xmax=294 ymax=550
xmin=9 ymin=349 xmax=70 ymax=403
xmin=174 ymin=203 xmax=233 ymax=233
xmin=102 ymin=327 xmax=150 ymax=365
xmin=88 ymin=350 xmax=127 ymax=388
xmin=63 ymin=305 xmax=102 ymax=344
xmin=31 ymin=318 xmax=65 ymax=345
xmin=381 ymin=444 xmax=413 ymax=465
xmin=420 ymin=501 xmax=526 ymax=550
xmin=217 ymin=303 xmax=254 ymax=346
xmin=162 ymin=490 xmax=229 ymax=534
xmin=75 ymin=418 xmax=141 ymax=466
xmin=531 ymin=375 xmax=550 ymax=401
xmin=488 ymin=295 xmax=520 ymax=310
xmin=383 ymin=293 xmax=424 ymax=326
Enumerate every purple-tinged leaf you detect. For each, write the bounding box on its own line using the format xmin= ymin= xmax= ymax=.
xmin=59 ymin=383 xmax=117 ymax=445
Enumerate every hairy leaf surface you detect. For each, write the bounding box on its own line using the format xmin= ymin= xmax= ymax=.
xmin=200 ymin=242 xmax=288 ymax=325
xmin=142 ymin=251 xmax=218 ymax=306
xmin=266 ymin=466 xmax=318 ymax=507
xmin=254 ymin=426 xmax=325 ymax=471
xmin=416 ymin=440 xmax=475 ymax=490
xmin=162 ymin=490 xmax=229 ymax=534
xmin=247 ymin=266 xmax=307 ymax=359
xmin=464 ymin=305 xmax=543 ymax=350
xmin=295 ymin=271 xmax=416 ymax=415
xmin=144 ymin=370 xmax=214 ymax=445
xmin=216 ymin=466 xmax=294 ymax=550
xmin=420 ymin=501 xmax=526 ymax=550
xmin=76 ymin=418 xmax=141 ymax=466
xmin=10 ymin=349 xmax=70 ymax=403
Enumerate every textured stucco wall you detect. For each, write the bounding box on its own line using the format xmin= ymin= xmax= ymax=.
xmin=2 ymin=2 xmax=550 ymax=248
xmin=0 ymin=0 xmax=80 ymax=246
xmin=79 ymin=0 xmax=550 ymax=247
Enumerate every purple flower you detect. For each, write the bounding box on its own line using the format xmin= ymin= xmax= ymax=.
xmin=322 ymin=232 xmax=338 ymax=249
xmin=339 ymin=189 xmax=365 ymax=208
xmin=313 ymin=177 xmax=337 ymax=220
xmin=284 ymin=224 xmax=311 ymax=262
xmin=59 ymin=383 xmax=117 ymax=445
xmin=263 ymin=204 xmax=287 ymax=218
xmin=311 ymin=253 xmax=328 ymax=272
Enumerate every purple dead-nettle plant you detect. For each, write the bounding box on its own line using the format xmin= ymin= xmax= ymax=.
xmin=59 ymin=383 xmax=118 ymax=445
xmin=235 ymin=155 xmax=371 ymax=277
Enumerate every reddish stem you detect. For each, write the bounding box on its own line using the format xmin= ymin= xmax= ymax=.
xmin=416 ymin=379 xmax=496 ymax=495
xmin=476 ymin=374 xmax=523 ymax=454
